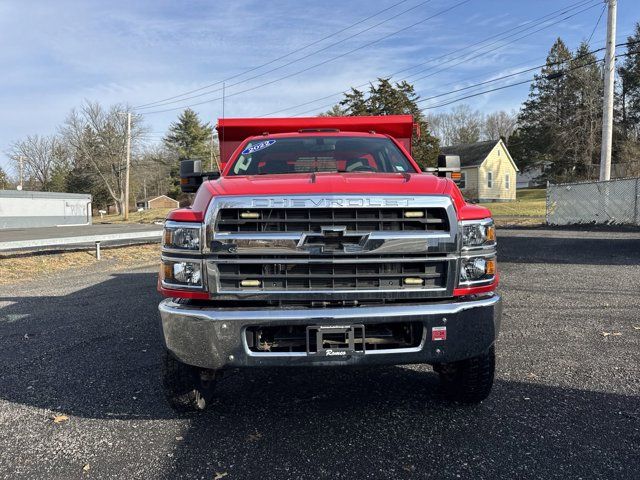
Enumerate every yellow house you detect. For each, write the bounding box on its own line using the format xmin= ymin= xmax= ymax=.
xmin=440 ymin=139 xmax=518 ymax=202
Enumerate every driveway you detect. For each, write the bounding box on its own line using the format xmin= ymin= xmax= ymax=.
xmin=0 ymin=229 xmax=638 ymax=479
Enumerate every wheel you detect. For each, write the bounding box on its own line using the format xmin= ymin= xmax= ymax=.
xmin=436 ymin=345 xmax=495 ymax=404
xmin=161 ymin=350 xmax=218 ymax=412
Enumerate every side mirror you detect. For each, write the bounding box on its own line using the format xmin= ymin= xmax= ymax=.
xmin=436 ymin=154 xmax=462 ymax=184
xmin=180 ymin=159 xmax=220 ymax=193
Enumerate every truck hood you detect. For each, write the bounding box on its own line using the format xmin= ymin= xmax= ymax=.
xmin=205 ymin=172 xmax=449 ymax=197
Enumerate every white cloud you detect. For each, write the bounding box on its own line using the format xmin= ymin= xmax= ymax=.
xmin=2 ymin=0 xmax=636 ymax=170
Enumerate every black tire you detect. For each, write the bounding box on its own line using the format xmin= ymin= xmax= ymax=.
xmin=437 ymin=345 xmax=495 ymax=404
xmin=161 ymin=350 xmax=217 ymax=412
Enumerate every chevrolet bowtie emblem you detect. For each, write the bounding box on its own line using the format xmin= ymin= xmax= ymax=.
xmin=298 ymin=226 xmax=367 ymax=253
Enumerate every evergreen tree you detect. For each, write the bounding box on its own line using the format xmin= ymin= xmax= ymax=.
xmin=512 ymin=38 xmax=574 ymax=179
xmin=65 ymin=165 xmax=112 ymax=209
xmin=163 ymin=108 xmax=213 ymax=159
xmin=320 ymin=104 xmax=347 ymax=117
xmin=565 ymin=42 xmax=603 ymax=177
xmin=618 ymin=24 xmax=640 ymax=134
xmin=0 ymin=166 xmax=9 ymax=189
xmin=333 ymin=78 xmax=439 ymax=167
xmin=617 ymin=22 xmax=640 ymax=170
xmin=163 ymin=109 xmax=213 ymax=198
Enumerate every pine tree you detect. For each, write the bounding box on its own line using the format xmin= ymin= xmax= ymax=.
xmin=513 ymin=38 xmax=574 ymax=179
xmin=163 ymin=109 xmax=213 ymax=159
xmin=340 ymin=88 xmax=368 ymax=115
xmin=334 ymin=78 xmax=439 ymax=167
xmin=320 ymin=104 xmax=347 ymax=117
xmin=0 ymin=166 xmax=9 ymax=190
xmin=618 ymin=24 xmax=640 ymax=141
xmin=565 ymin=42 xmax=603 ymax=177
xmin=163 ymin=109 xmax=213 ymax=198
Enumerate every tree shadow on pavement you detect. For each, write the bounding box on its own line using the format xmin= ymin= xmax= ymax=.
xmin=498 ymin=232 xmax=640 ymax=265
xmin=0 ymin=272 xmax=170 ymax=421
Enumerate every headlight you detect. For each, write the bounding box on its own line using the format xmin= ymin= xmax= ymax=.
xmin=460 ymin=256 xmax=496 ymax=283
xmin=163 ymin=221 xmax=201 ymax=251
xmin=461 ymin=219 xmax=495 ymax=248
xmin=163 ymin=260 xmax=203 ymax=287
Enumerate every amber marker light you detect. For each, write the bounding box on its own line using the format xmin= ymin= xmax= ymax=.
xmin=240 ymin=279 xmax=261 ymax=287
xmin=486 ymin=259 xmax=496 ymax=276
xmin=487 ymin=226 xmax=496 ymax=242
xmin=404 ymin=211 xmax=425 ymax=218
xmin=163 ymin=263 xmax=173 ymax=281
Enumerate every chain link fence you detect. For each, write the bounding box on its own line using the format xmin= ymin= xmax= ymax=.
xmin=546 ymin=177 xmax=640 ymax=226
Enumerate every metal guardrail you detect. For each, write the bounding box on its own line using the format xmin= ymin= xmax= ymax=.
xmin=546 ymin=177 xmax=640 ymax=226
xmin=0 ymin=230 xmax=163 ymax=257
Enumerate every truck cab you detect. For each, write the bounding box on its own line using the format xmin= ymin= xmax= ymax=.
xmin=158 ymin=115 xmax=501 ymax=411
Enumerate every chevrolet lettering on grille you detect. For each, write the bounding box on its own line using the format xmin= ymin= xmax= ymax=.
xmin=251 ymin=197 xmax=416 ymax=208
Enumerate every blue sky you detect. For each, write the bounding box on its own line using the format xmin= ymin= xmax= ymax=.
xmin=1 ymin=0 xmax=639 ymax=172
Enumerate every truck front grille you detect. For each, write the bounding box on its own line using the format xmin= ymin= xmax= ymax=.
xmin=216 ymin=207 xmax=449 ymax=233
xmin=216 ymin=256 xmax=447 ymax=291
xmin=207 ymin=196 xmax=459 ymax=300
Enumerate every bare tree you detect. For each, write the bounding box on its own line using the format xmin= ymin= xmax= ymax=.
xmin=61 ymin=101 xmax=147 ymax=214
xmin=132 ymin=144 xmax=176 ymax=200
xmin=427 ymin=105 xmax=484 ymax=146
xmin=8 ymin=135 xmax=67 ymax=190
xmin=483 ymin=110 xmax=518 ymax=142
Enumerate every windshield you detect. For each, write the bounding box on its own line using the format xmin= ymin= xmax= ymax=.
xmin=228 ymin=136 xmax=416 ymax=176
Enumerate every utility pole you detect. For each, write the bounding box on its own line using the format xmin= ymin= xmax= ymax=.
xmin=121 ymin=112 xmax=132 ymax=220
xmin=599 ymin=0 xmax=617 ymax=181
xmin=18 ymin=156 xmax=23 ymax=191
xmin=210 ymin=131 xmax=214 ymax=171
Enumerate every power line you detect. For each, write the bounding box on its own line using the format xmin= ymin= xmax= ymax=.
xmin=292 ymin=36 xmax=638 ymax=118
xmin=260 ymin=0 xmax=600 ymax=117
xmin=135 ymin=0 xmax=435 ymax=110
xmin=291 ymin=3 xmax=602 ymax=116
xmin=139 ymin=0 xmax=472 ymax=115
xmin=587 ymin=3 xmax=606 ymax=45
xmin=414 ymin=39 xmax=639 ymax=105
xmin=421 ymin=48 xmax=639 ymax=111
xmin=133 ymin=0 xmax=413 ymax=109
xmin=287 ymin=2 xmax=603 ymax=117
xmin=402 ymin=1 xmax=601 ymax=85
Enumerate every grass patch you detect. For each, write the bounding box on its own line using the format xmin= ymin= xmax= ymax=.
xmin=478 ymin=188 xmax=546 ymax=221
xmin=98 ymin=208 xmax=173 ymax=224
xmin=0 ymin=244 xmax=160 ymax=286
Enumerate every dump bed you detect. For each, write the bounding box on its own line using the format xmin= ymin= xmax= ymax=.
xmin=216 ymin=115 xmax=415 ymax=169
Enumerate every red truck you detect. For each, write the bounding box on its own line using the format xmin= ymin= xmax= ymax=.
xmin=158 ymin=115 xmax=501 ymax=411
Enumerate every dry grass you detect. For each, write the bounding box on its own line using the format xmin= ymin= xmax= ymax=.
xmin=0 ymin=244 xmax=160 ymax=286
xmin=97 ymin=208 xmax=173 ymax=224
xmin=479 ymin=189 xmax=547 ymax=226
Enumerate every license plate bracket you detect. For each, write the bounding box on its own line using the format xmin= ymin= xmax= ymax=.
xmin=306 ymin=324 xmax=365 ymax=357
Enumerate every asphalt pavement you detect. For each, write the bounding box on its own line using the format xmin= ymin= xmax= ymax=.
xmin=0 ymin=228 xmax=638 ymax=479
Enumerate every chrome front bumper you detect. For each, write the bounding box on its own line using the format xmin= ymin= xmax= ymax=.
xmin=159 ymin=295 xmax=502 ymax=370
